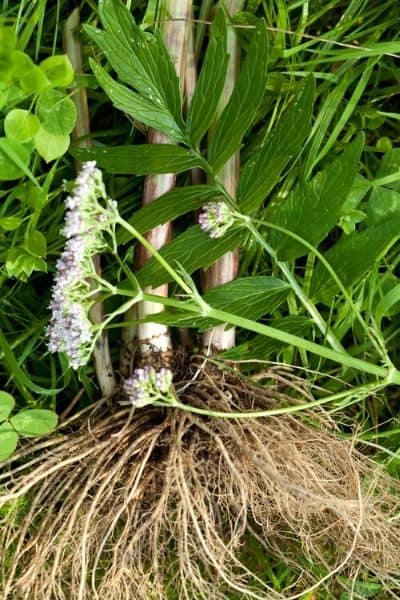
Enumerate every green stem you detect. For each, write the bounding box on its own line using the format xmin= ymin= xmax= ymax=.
xmin=141 ymin=292 xmax=400 ymax=382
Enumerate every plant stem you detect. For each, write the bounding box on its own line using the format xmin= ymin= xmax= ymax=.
xmin=202 ymin=0 xmax=244 ymax=351
xmin=63 ymin=8 xmax=116 ymax=397
xmin=122 ymin=0 xmax=191 ymax=365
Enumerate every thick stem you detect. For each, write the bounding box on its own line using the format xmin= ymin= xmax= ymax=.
xmin=63 ymin=8 xmax=116 ymax=397
xmin=122 ymin=0 xmax=191 ymax=364
xmin=202 ymin=0 xmax=244 ymax=351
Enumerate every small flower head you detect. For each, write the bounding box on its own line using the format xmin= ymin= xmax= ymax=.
xmin=122 ymin=367 xmax=174 ymax=408
xmin=47 ymin=161 xmax=117 ymax=369
xmin=198 ymin=201 xmax=235 ymax=239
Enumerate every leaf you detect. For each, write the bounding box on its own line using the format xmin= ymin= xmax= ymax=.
xmin=208 ymin=19 xmax=268 ymax=172
xmin=10 ymin=409 xmax=58 ymax=437
xmin=149 ymin=277 xmax=291 ymax=330
xmin=0 ymin=216 xmax=22 ymax=231
xmin=135 ymin=225 xmax=244 ymax=288
xmin=186 ymin=6 xmax=228 ymax=146
xmin=18 ymin=64 xmax=49 ymax=94
xmin=269 ymin=134 xmax=364 ymax=260
xmin=311 ymin=217 xmax=400 ymax=303
xmin=96 ymin=0 xmax=183 ymax=126
xmin=4 ymin=109 xmax=40 ymax=143
xmin=0 ymin=137 xmax=30 ymax=181
xmin=6 ymin=248 xmax=47 ymax=281
xmin=34 ymin=127 xmax=70 ymax=162
xmin=25 ymin=230 xmax=47 ymax=257
xmin=89 ymin=60 xmax=184 ymax=142
xmin=0 ymin=391 xmax=15 ymax=421
xmin=222 ymin=316 xmax=312 ymax=360
xmin=39 ymin=54 xmax=74 ymax=87
xmin=35 ymin=88 xmax=76 ymax=136
xmin=367 ymin=187 xmax=400 ymax=225
xmin=374 ymin=148 xmax=400 ymax=191
xmin=118 ymin=186 xmax=220 ymax=243
xmin=73 ymin=144 xmax=201 ymax=175
xmin=0 ymin=422 xmax=18 ymax=462
xmin=238 ymin=77 xmax=315 ymax=213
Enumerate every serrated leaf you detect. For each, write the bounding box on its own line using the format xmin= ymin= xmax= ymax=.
xmin=35 ymin=88 xmax=76 ymax=136
xmin=374 ymin=148 xmax=400 ymax=192
xmin=34 ymin=128 xmax=70 ymax=162
xmin=135 ymin=225 xmax=244 ymax=288
xmin=10 ymin=409 xmax=58 ymax=437
xmin=73 ymin=144 xmax=201 ymax=175
xmin=208 ymin=19 xmax=268 ymax=172
xmin=311 ymin=218 xmax=400 ymax=303
xmin=118 ymin=186 xmax=220 ymax=243
xmin=0 ymin=422 xmax=18 ymax=462
xmin=269 ymin=134 xmax=364 ymax=260
xmin=238 ymin=77 xmax=315 ymax=212
xmin=90 ymin=60 xmax=184 ymax=142
xmin=0 ymin=391 xmax=15 ymax=421
xmin=4 ymin=109 xmax=40 ymax=143
xmin=186 ymin=6 xmax=228 ymax=146
xmin=39 ymin=54 xmax=74 ymax=87
xmin=149 ymin=277 xmax=290 ymax=330
xmin=222 ymin=316 xmax=312 ymax=360
xmin=6 ymin=248 xmax=47 ymax=281
xmin=96 ymin=0 xmax=183 ymax=127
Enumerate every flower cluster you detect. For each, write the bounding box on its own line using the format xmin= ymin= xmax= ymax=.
xmin=122 ymin=367 xmax=174 ymax=408
xmin=198 ymin=201 xmax=235 ymax=239
xmin=47 ymin=161 xmax=117 ymax=369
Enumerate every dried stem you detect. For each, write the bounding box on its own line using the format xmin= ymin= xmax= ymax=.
xmin=63 ymin=8 xmax=116 ymax=396
xmin=202 ymin=0 xmax=244 ymax=351
xmin=121 ymin=0 xmax=191 ymax=364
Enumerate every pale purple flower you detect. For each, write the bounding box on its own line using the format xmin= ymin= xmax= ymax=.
xmin=122 ymin=366 xmax=174 ymax=408
xmin=198 ymin=202 xmax=235 ymax=238
xmin=47 ymin=161 xmax=116 ymax=369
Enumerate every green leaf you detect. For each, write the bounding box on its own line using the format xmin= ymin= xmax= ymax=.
xmin=4 ymin=109 xmax=40 ymax=143
xmin=135 ymin=225 xmax=244 ymax=288
xmin=94 ymin=0 xmax=183 ymax=126
xmin=25 ymin=230 xmax=47 ymax=257
xmin=6 ymin=248 xmax=47 ymax=281
xmin=10 ymin=409 xmax=58 ymax=437
xmin=18 ymin=64 xmax=49 ymax=94
xmin=0 ymin=27 xmax=17 ymax=56
xmin=0 ymin=137 xmax=30 ymax=181
xmin=73 ymin=144 xmax=202 ymax=175
xmin=89 ymin=59 xmax=184 ymax=142
xmin=238 ymin=77 xmax=315 ymax=213
xmin=0 ymin=391 xmax=15 ymax=421
xmin=0 ymin=216 xmax=22 ymax=231
xmin=208 ymin=19 xmax=268 ymax=172
xmin=374 ymin=149 xmax=400 ymax=192
xmin=34 ymin=127 xmax=70 ymax=162
xmin=119 ymin=186 xmax=220 ymax=243
xmin=0 ymin=422 xmax=18 ymax=462
xmin=367 ymin=187 xmax=400 ymax=226
xmin=150 ymin=277 xmax=290 ymax=330
xmin=269 ymin=134 xmax=364 ymax=260
xmin=311 ymin=218 xmax=400 ymax=303
xmin=39 ymin=54 xmax=74 ymax=87
xmin=186 ymin=6 xmax=228 ymax=146
xmin=35 ymin=88 xmax=76 ymax=136
xmin=222 ymin=316 xmax=312 ymax=360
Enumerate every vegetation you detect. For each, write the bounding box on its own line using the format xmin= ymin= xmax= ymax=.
xmin=1 ymin=0 xmax=400 ymax=597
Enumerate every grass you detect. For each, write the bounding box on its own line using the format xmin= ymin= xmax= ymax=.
xmin=1 ymin=0 xmax=400 ymax=597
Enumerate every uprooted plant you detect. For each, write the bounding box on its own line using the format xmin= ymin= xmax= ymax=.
xmin=2 ymin=1 xmax=400 ymax=598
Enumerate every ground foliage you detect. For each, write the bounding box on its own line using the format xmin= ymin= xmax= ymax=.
xmin=1 ymin=0 xmax=400 ymax=598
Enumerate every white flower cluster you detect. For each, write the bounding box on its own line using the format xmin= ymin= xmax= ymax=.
xmin=122 ymin=367 xmax=174 ymax=408
xmin=47 ymin=161 xmax=116 ymax=369
xmin=198 ymin=201 xmax=235 ymax=239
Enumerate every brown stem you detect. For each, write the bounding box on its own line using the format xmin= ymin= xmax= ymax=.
xmin=202 ymin=0 xmax=244 ymax=351
xmin=63 ymin=8 xmax=116 ymax=397
xmin=134 ymin=0 xmax=191 ymax=361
